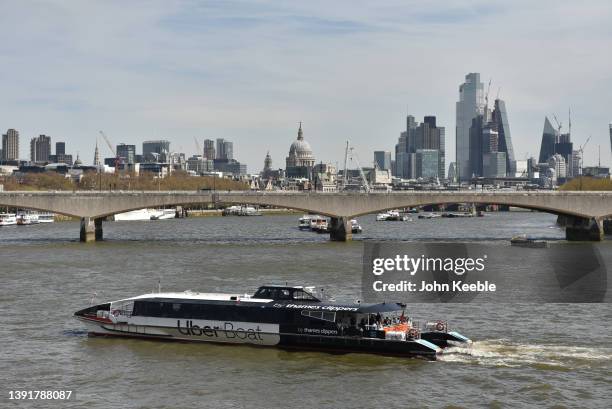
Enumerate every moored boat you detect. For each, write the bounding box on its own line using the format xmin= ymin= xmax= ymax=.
xmin=37 ymin=213 xmax=55 ymax=223
xmin=350 ymin=219 xmax=362 ymax=233
xmin=0 ymin=213 xmax=18 ymax=226
xmin=298 ymin=215 xmax=312 ymax=230
xmin=114 ymin=208 xmax=159 ymax=221
xmin=150 ymin=209 xmax=177 ymax=220
xmin=510 ymin=234 xmax=548 ymax=248
xmin=74 ymin=285 xmax=471 ymax=360
xmin=17 ymin=213 xmax=40 ymax=225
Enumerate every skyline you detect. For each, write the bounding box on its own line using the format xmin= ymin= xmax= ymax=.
xmin=1 ymin=1 xmax=611 ymax=172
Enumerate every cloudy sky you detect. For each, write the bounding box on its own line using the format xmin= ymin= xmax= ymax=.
xmin=1 ymin=0 xmax=611 ymax=171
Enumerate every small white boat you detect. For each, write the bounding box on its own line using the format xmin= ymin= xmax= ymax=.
xmin=418 ymin=213 xmax=441 ymax=219
xmin=376 ymin=212 xmax=390 ymax=221
xmin=310 ymin=215 xmax=328 ymax=232
xmin=0 ymin=213 xmax=18 ymax=226
xmin=298 ymin=215 xmax=312 ymax=230
xmin=17 ymin=213 xmax=40 ymax=225
xmin=350 ymin=219 xmax=362 ymax=233
xmin=150 ymin=209 xmax=176 ymax=220
xmin=37 ymin=213 xmax=55 ymax=223
xmin=114 ymin=209 xmax=159 ymax=221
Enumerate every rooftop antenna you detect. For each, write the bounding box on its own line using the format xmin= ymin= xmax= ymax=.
xmin=496 ymin=86 xmax=501 ymax=100
xmin=568 ymin=107 xmax=572 ymax=138
xmin=484 ymin=78 xmax=492 ymax=112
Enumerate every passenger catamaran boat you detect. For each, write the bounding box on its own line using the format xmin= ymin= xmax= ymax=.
xmin=74 ymin=285 xmax=470 ymax=360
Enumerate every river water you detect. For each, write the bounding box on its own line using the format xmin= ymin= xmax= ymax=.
xmin=1 ymin=212 xmax=611 ymax=408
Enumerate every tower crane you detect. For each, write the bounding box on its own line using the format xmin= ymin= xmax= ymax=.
xmin=194 ymin=137 xmax=202 ymax=156
xmin=552 ymin=114 xmax=563 ymax=136
xmin=99 ymin=131 xmax=120 ymax=172
xmin=578 ymin=135 xmax=591 ymax=190
xmin=348 ymin=146 xmax=370 ymax=193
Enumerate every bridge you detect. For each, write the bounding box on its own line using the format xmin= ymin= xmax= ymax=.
xmin=1 ymin=190 xmax=611 ymax=242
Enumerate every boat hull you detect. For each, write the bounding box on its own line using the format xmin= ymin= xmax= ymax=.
xmin=77 ymin=316 xmax=441 ymax=360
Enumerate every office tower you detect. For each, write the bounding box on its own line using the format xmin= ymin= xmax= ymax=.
xmin=30 ymin=135 xmax=51 ymax=163
xmin=456 ymin=73 xmax=484 ymax=181
xmin=571 ymin=150 xmax=581 ymax=177
xmin=216 ymin=138 xmax=225 ymax=159
xmin=394 ymin=114 xmax=444 ymax=179
xmin=374 ymin=151 xmax=392 ymax=170
xmin=483 ymin=152 xmax=507 ymax=178
xmin=2 ymin=128 xmax=19 ymax=161
xmin=448 ymin=162 xmax=457 ymax=182
xmin=143 ymin=140 xmax=170 ymax=162
xmin=223 ymin=141 xmax=233 ymax=160
xmin=117 ymin=144 xmax=136 ymax=164
xmin=203 ymin=139 xmax=215 ymax=160
xmin=548 ymin=154 xmax=567 ymax=181
xmin=491 ymin=99 xmax=516 ymax=174
xmin=538 ymin=117 xmax=557 ymax=164
xmin=56 ymin=142 xmax=65 ymax=155
xmin=468 ymin=115 xmax=485 ymax=177
xmin=415 ymin=149 xmax=439 ymax=178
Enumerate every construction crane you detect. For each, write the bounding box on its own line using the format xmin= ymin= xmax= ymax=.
xmin=578 ymin=135 xmax=591 ymax=190
xmin=484 ymin=78 xmax=492 ymax=110
xmin=342 ymin=141 xmax=349 ymax=190
xmin=193 ymin=137 xmax=202 ymax=156
xmin=99 ymin=131 xmax=120 ymax=172
xmin=552 ymin=114 xmax=563 ymax=136
xmin=348 ymin=146 xmax=370 ymax=193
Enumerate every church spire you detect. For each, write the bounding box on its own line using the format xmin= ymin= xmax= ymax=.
xmin=93 ymin=139 xmax=100 ymax=166
xmin=297 ymin=122 xmax=303 ymax=140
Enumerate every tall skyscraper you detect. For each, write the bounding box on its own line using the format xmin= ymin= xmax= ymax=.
xmin=394 ymin=114 xmax=444 ymax=179
xmin=491 ymin=99 xmax=516 ymax=174
xmin=456 ymin=73 xmax=484 ymax=181
xmin=538 ymin=117 xmax=557 ymax=164
xmin=374 ymin=151 xmax=392 ymax=170
xmin=143 ymin=140 xmax=170 ymax=162
xmin=203 ymin=139 xmax=215 ymax=160
xmin=2 ymin=128 xmax=19 ymax=161
xmin=30 ymin=135 xmax=51 ymax=163
xmin=216 ymin=138 xmax=225 ymax=159
xmin=223 ymin=141 xmax=233 ymax=160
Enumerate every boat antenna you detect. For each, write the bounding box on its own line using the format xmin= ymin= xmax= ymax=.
xmin=158 ymin=277 xmax=162 ymax=293
xmin=90 ymin=291 xmax=97 ymax=305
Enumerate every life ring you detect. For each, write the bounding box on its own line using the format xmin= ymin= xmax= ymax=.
xmin=112 ymin=310 xmax=120 ymax=317
xmin=435 ymin=321 xmax=445 ymax=331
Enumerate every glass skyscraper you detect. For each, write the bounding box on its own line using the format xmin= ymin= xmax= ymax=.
xmin=456 ymin=73 xmax=484 ymax=181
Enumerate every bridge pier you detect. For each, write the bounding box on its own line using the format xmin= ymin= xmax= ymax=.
xmin=80 ymin=217 xmax=103 ymax=242
xmin=329 ymin=217 xmax=352 ymax=242
xmin=564 ymin=216 xmax=604 ymax=241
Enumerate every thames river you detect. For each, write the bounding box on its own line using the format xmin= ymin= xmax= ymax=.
xmin=1 ymin=212 xmax=611 ymax=408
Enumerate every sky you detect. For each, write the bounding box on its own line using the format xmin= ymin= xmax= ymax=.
xmin=1 ymin=0 xmax=611 ymax=172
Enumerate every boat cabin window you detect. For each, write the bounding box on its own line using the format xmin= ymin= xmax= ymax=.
xmin=292 ymin=290 xmax=317 ymax=301
xmin=301 ymin=310 xmax=336 ymax=322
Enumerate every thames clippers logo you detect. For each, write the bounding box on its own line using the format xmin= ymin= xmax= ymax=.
xmin=177 ymin=320 xmax=264 ymax=341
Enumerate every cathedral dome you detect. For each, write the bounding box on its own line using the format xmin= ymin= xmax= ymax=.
xmin=286 ymin=122 xmax=315 ymax=169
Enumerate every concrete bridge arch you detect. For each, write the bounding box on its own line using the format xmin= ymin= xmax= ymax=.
xmin=0 ymin=191 xmax=610 ymax=241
